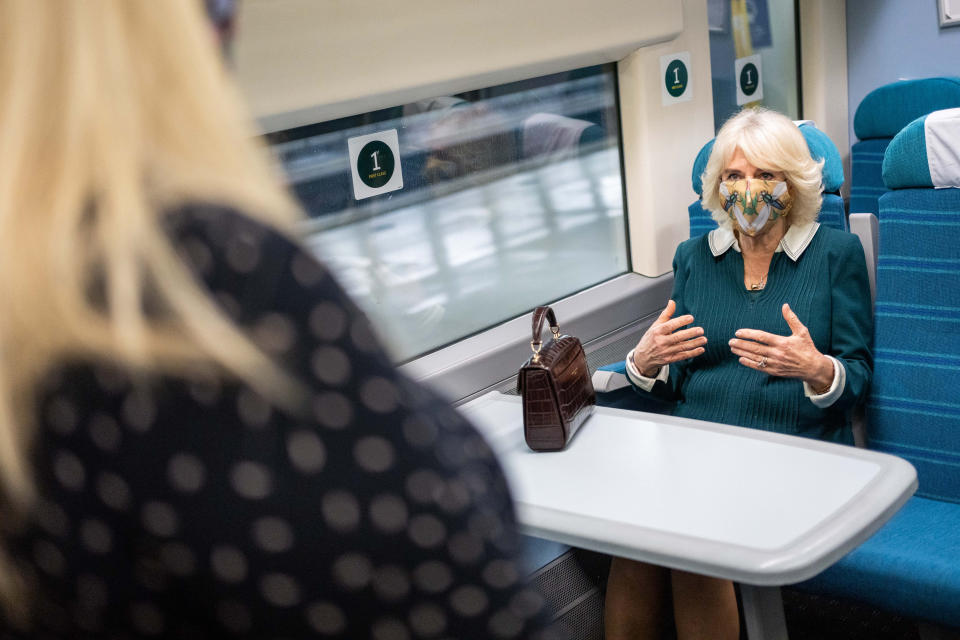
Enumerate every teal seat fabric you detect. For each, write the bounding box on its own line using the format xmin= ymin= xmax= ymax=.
xmin=802 ymin=119 xmax=848 ymax=232
xmin=799 ymin=497 xmax=960 ymax=629
xmin=873 ymin=110 xmax=960 ymax=500
xmin=854 ymin=77 xmax=960 ymax=141
xmin=690 ymin=139 xmax=715 ymax=195
xmin=817 ymin=195 xmax=848 ymax=232
xmin=868 ymin=184 xmax=960 ymax=502
xmin=689 ymin=139 xmax=719 ymax=236
xmin=687 ymin=201 xmax=717 ymax=237
xmin=798 ymin=106 xmax=960 ymax=630
xmin=850 ymin=77 xmax=960 ymax=215
xmin=880 ymin=113 xmax=932 ymax=189
xmin=850 ymin=138 xmax=890 ymax=215
xmin=689 ymin=123 xmax=846 ymax=236
xmin=881 ymin=108 xmax=960 ymax=190
xmin=796 ymin=123 xmax=845 ymax=195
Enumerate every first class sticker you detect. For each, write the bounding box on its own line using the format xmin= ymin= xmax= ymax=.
xmin=348 ymin=129 xmax=403 ymax=200
xmin=735 ymin=54 xmax=763 ymax=105
xmin=660 ymin=52 xmax=693 ymax=106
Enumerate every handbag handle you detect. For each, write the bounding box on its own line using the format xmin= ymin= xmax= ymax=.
xmin=530 ymin=306 xmax=561 ymax=360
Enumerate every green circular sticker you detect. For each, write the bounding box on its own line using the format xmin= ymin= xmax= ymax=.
xmin=357 ymin=140 xmax=395 ymax=188
xmin=665 ymin=59 xmax=689 ymax=98
xmin=740 ymin=62 xmax=759 ymax=96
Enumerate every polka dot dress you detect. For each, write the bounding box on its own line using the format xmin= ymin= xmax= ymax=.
xmin=4 ymin=205 xmax=559 ymax=639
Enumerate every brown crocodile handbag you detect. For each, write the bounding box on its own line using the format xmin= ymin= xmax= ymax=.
xmin=516 ymin=306 xmax=595 ymax=451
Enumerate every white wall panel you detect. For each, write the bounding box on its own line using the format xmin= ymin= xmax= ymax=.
xmin=234 ymin=0 xmax=682 ymax=129
xmin=619 ymin=0 xmax=715 ymax=276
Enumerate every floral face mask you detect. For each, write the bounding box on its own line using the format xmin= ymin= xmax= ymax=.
xmin=718 ymin=179 xmax=793 ymax=236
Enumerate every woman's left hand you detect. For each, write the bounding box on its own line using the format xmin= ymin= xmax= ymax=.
xmin=729 ymin=303 xmax=834 ymax=389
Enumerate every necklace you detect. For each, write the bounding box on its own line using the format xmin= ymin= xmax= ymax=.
xmin=749 ymin=274 xmax=767 ymax=290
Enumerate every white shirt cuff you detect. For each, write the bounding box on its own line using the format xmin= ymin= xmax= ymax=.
xmin=624 ymin=348 xmax=670 ymax=391
xmin=803 ymin=355 xmax=845 ymax=408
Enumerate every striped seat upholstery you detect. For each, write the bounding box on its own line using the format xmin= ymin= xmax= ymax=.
xmin=687 ymin=201 xmax=717 ymax=238
xmin=870 ymin=188 xmax=960 ymax=498
xmin=850 ymin=77 xmax=960 ymax=216
xmin=688 ymin=122 xmax=847 ymax=237
xmin=688 ymin=139 xmax=718 ymax=237
xmin=868 ymin=109 xmax=960 ymax=500
xmin=849 ymin=138 xmax=890 ymax=215
xmin=799 ymin=108 xmax=960 ymax=630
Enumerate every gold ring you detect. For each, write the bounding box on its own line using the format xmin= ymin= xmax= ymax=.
xmin=759 ymin=357 xmax=768 ymax=368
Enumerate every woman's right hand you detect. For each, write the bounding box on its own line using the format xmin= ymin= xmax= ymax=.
xmin=632 ymin=300 xmax=707 ymax=377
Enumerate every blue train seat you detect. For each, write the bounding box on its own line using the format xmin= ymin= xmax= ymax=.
xmin=688 ymin=141 xmax=720 ymax=238
xmin=850 ymin=77 xmax=960 ymax=216
xmin=688 ymin=121 xmax=848 ymax=237
xmin=799 ymin=108 xmax=960 ymax=630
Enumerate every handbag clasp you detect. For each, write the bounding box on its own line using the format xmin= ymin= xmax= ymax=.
xmin=531 ymin=340 xmax=542 ymax=362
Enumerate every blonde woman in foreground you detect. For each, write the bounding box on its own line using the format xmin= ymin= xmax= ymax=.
xmin=0 ymin=2 xmax=553 ymax=638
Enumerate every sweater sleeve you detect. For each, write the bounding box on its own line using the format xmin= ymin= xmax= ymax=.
xmin=826 ymin=234 xmax=874 ymax=412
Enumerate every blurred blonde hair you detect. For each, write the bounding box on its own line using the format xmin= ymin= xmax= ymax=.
xmin=700 ymin=108 xmax=824 ymax=228
xmin=0 ymin=0 xmax=302 ymax=618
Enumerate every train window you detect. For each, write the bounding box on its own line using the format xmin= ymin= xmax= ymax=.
xmin=267 ymin=65 xmax=629 ymax=361
xmin=707 ymin=0 xmax=800 ymax=130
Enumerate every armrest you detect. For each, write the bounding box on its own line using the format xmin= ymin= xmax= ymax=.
xmin=847 ymin=212 xmax=877 ymax=449
xmin=592 ymin=360 xmax=630 ymax=392
xmin=849 ymin=212 xmax=878 ymax=309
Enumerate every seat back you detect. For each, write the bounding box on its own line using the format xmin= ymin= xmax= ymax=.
xmin=851 ymin=77 xmax=960 ymax=216
xmin=868 ymin=108 xmax=960 ymax=503
xmin=689 ymin=122 xmax=847 ymax=237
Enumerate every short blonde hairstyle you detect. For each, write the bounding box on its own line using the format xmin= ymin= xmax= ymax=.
xmin=700 ymin=108 xmax=824 ymax=228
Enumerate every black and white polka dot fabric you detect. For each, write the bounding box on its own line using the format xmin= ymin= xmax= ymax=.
xmin=4 ymin=205 xmax=558 ymax=639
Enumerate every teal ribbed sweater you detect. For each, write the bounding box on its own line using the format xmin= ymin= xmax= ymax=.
xmin=639 ymin=226 xmax=873 ymax=443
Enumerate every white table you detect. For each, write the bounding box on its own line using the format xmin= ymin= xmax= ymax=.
xmin=459 ymin=392 xmax=917 ymax=640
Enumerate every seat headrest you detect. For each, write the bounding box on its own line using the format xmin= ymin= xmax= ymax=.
xmin=690 ymin=139 xmax=715 ymax=195
xmin=691 ymin=123 xmax=843 ymax=195
xmin=854 ymin=77 xmax=960 ymax=141
xmin=882 ymin=108 xmax=960 ymax=189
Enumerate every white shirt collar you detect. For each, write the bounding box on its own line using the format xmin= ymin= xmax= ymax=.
xmin=707 ymin=221 xmax=820 ymax=262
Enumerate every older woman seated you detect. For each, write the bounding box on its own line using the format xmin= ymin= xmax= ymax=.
xmin=605 ymin=108 xmax=873 ymax=640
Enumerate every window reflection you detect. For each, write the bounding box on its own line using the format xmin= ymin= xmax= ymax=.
xmin=271 ymin=65 xmax=629 ymax=360
xmin=708 ymin=0 xmax=800 ymax=130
